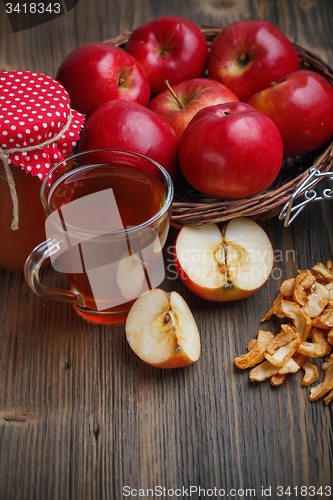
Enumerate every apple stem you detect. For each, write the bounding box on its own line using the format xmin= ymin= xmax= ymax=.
xmin=164 ymin=80 xmax=184 ymax=109
xmin=237 ymin=52 xmax=251 ymax=67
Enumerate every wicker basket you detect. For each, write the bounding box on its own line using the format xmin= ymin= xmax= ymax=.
xmin=104 ymin=26 xmax=333 ymax=227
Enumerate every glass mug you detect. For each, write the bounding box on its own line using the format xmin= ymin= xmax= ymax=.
xmin=24 ymin=149 xmax=174 ymax=324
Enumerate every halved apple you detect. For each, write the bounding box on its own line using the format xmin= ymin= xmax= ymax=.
xmin=174 ymin=218 xmax=274 ymax=301
xmin=125 ymin=289 xmax=201 ymax=368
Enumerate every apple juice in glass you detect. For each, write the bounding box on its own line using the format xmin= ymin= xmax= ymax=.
xmin=24 ymin=149 xmax=173 ymax=324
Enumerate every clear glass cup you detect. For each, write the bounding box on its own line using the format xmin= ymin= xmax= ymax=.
xmin=24 ymin=149 xmax=173 ymax=324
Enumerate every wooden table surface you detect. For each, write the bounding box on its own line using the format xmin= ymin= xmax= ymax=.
xmin=1 ymin=1 xmax=333 ymax=499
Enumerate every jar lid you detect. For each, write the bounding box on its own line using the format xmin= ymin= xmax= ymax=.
xmin=0 ymin=70 xmax=85 ymax=180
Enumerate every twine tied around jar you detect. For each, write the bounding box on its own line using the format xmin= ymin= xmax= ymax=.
xmin=0 ymin=112 xmax=72 ymax=231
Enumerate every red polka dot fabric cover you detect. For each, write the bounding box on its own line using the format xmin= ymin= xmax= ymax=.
xmin=0 ymin=70 xmax=85 ymax=180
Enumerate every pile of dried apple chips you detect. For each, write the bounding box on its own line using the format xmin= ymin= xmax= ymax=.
xmin=235 ymin=261 xmax=333 ymax=405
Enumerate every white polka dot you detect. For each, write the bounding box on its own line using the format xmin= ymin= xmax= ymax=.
xmin=2 ymin=131 xmax=8 ymax=135
xmin=34 ymin=125 xmax=39 ymax=131
xmin=36 ymin=164 xmax=41 ymax=169
xmin=14 ymin=155 xmax=19 ymax=160
xmin=26 ymin=129 xmax=31 ymax=134
xmin=45 ymin=163 xmax=50 ymax=168
xmin=34 ymin=154 xmax=38 ymax=160
xmin=42 ymin=123 xmax=47 ymax=128
xmin=26 ymin=156 xmax=30 ymax=161
xmin=27 ymin=166 xmax=32 ymax=171
xmin=17 ymin=133 xmax=22 ymax=138
xmin=38 ymin=173 xmax=42 ymax=179
xmin=1 ymin=143 xmax=7 ymax=148
xmin=71 ymin=142 xmax=76 ymax=146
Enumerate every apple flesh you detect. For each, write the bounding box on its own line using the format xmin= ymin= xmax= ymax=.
xmin=208 ymin=20 xmax=300 ymax=102
xmin=148 ymin=78 xmax=239 ymax=142
xmin=79 ymin=100 xmax=179 ymax=180
xmin=174 ymin=218 xmax=274 ymax=302
xmin=125 ymin=289 xmax=201 ymax=368
xmin=178 ymin=102 xmax=283 ymax=199
xmin=126 ymin=16 xmax=208 ymax=96
xmin=248 ymin=70 xmax=333 ymax=158
xmin=56 ymin=43 xmax=151 ymax=116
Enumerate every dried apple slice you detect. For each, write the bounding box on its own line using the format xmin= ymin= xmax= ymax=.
xmin=270 ymin=373 xmax=287 ymax=386
xmin=311 ymin=327 xmax=332 ymax=355
xmin=234 ymin=330 xmax=274 ymax=369
xmin=293 ymin=270 xmax=315 ymax=306
xmin=281 ymin=300 xmax=312 ymax=341
xmin=301 ymin=283 xmax=330 ymax=318
xmin=301 ymin=361 xmax=319 ymax=386
xmin=279 ymin=278 xmax=295 ymax=297
xmin=271 ymin=352 xmax=311 ymax=386
xmin=309 ymin=355 xmax=333 ymax=401
xmin=297 ymin=342 xmax=326 ymax=358
xmin=261 ymin=293 xmax=285 ymax=321
xmin=247 ymin=338 xmax=258 ymax=352
xmin=312 ymin=308 xmax=333 ymax=329
xmin=311 ymin=262 xmax=333 ymax=283
xmin=265 ymin=337 xmax=301 ymax=368
xmin=174 ymin=218 xmax=274 ymax=302
xmin=265 ymin=323 xmax=297 ymax=355
xmin=328 ymin=329 xmax=333 ymax=346
xmin=324 ymin=388 xmax=333 ymax=405
xmin=125 ymin=289 xmax=201 ymax=368
xmin=250 ymin=357 xmax=300 ymax=382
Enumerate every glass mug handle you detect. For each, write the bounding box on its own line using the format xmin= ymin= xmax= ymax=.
xmin=24 ymin=236 xmax=84 ymax=306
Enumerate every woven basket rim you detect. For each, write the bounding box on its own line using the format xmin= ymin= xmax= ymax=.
xmin=103 ymin=25 xmax=333 ymax=227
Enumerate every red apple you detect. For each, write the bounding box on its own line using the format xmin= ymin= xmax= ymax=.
xmin=248 ymin=70 xmax=333 ymax=158
xmin=208 ymin=20 xmax=300 ymax=102
xmin=178 ymin=102 xmax=283 ymax=199
xmin=174 ymin=218 xmax=274 ymax=302
xmin=79 ymin=100 xmax=179 ymax=180
xmin=56 ymin=43 xmax=150 ymax=116
xmin=148 ymin=78 xmax=239 ymax=142
xmin=125 ymin=16 xmax=208 ymax=96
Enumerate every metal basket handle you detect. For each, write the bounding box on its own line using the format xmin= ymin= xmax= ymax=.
xmin=279 ymin=168 xmax=333 ymax=226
